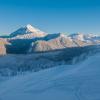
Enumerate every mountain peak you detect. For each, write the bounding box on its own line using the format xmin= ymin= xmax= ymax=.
xmin=10 ymin=24 xmax=46 ymax=38
xmin=26 ymin=24 xmax=33 ymax=28
xmin=25 ymin=24 xmax=39 ymax=33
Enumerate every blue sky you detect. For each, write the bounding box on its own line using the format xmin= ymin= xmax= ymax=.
xmin=0 ymin=0 xmax=100 ymax=35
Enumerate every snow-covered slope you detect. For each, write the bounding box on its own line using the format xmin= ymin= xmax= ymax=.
xmin=30 ymin=33 xmax=100 ymax=52
xmin=30 ymin=33 xmax=75 ymax=52
xmin=0 ymin=45 xmax=100 ymax=76
xmin=0 ymin=53 xmax=100 ymax=100
xmin=10 ymin=24 xmax=46 ymax=39
xmin=69 ymin=33 xmax=100 ymax=43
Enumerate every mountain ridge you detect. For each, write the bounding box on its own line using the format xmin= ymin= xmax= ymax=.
xmin=0 ymin=24 xmax=100 ymax=55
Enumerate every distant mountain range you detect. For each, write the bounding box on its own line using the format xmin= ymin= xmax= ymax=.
xmin=0 ymin=24 xmax=100 ymax=55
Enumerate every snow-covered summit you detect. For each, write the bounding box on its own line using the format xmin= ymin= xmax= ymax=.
xmin=25 ymin=24 xmax=43 ymax=33
xmin=10 ymin=24 xmax=46 ymax=38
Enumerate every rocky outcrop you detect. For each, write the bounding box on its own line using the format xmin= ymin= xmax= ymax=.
xmin=0 ymin=38 xmax=10 ymax=55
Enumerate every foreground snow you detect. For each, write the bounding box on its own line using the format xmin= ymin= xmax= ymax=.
xmin=0 ymin=54 xmax=100 ymax=100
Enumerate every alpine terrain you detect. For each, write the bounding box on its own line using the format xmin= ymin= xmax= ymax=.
xmin=0 ymin=24 xmax=100 ymax=100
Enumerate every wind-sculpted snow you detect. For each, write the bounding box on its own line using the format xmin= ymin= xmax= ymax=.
xmin=0 ymin=53 xmax=100 ymax=100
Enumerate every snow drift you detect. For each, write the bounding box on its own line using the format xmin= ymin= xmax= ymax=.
xmin=0 ymin=53 xmax=100 ymax=100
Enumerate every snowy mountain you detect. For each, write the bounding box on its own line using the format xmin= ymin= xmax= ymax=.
xmin=0 ymin=53 xmax=100 ymax=100
xmin=0 ymin=24 xmax=100 ymax=54
xmin=29 ymin=33 xmax=100 ymax=52
xmin=10 ymin=24 xmax=46 ymax=39
xmin=0 ymin=24 xmax=100 ymax=100
xmin=69 ymin=32 xmax=100 ymax=43
xmin=30 ymin=33 xmax=75 ymax=52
